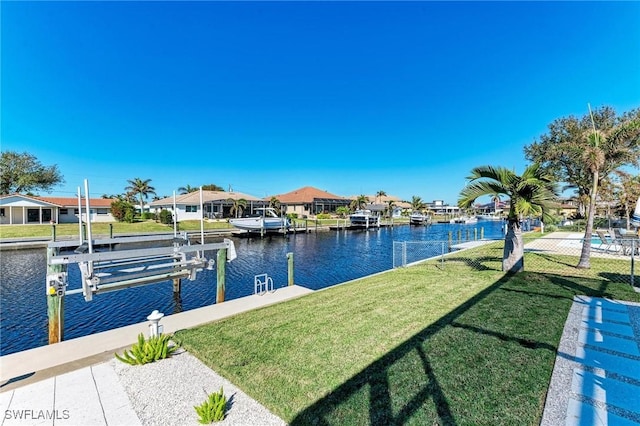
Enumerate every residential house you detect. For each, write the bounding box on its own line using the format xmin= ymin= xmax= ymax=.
xmin=150 ymin=190 xmax=266 ymax=221
xmin=267 ymin=186 xmax=351 ymax=217
xmin=0 ymin=194 xmax=115 ymax=224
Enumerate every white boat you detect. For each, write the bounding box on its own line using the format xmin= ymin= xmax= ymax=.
xmin=476 ymin=214 xmax=502 ymax=221
xmin=229 ymin=208 xmax=290 ymax=232
xmin=349 ymin=209 xmax=379 ymax=228
xmin=410 ymin=213 xmax=430 ymax=225
xmin=454 ymin=216 xmax=478 ymax=224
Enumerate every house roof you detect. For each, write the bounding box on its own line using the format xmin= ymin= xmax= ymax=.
xmin=0 ymin=194 xmax=113 ymax=208
xmin=266 ymin=186 xmax=348 ymax=204
xmin=36 ymin=196 xmax=114 ymax=208
xmin=150 ymin=190 xmax=262 ymax=206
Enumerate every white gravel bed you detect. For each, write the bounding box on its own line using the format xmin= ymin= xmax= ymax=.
xmin=111 ymin=348 xmax=286 ymax=426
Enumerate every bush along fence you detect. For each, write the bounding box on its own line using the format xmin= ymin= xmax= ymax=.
xmin=392 ymin=236 xmax=638 ymax=287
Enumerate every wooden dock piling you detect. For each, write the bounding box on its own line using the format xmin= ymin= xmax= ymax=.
xmin=216 ymin=248 xmax=227 ymax=303
xmin=287 ymin=252 xmax=294 ymax=286
xmin=47 ymin=247 xmax=64 ymax=344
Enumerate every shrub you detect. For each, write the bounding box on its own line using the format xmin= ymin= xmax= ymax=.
xmin=287 ymin=213 xmax=298 ymax=219
xmin=115 ymin=333 xmax=178 ymax=365
xmin=316 ymin=213 xmax=331 ymax=219
xmin=194 ymin=387 xmax=227 ymax=424
xmin=159 ymin=210 xmax=173 ymax=225
xmin=141 ymin=212 xmax=155 ymax=220
xmin=111 ymin=200 xmax=136 ymax=222
xmin=544 ymin=224 xmax=557 ymax=233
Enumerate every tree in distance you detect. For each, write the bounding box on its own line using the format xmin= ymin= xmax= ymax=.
xmin=0 ymin=151 xmax=64 ymax=195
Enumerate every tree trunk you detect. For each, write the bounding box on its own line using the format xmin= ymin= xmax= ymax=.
xmin=503 ymin=218 xmax=523 ymax=273
xmin=577 ymin=170 xmax=599 ymax=269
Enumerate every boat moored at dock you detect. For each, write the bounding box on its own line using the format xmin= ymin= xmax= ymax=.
xmin=349 ymin=209 xmax=380 ymax=228
xmin=410 ymin=212 xmax=430 ymax=225
xmin=229 ymin=208 xmax=290 ymax=233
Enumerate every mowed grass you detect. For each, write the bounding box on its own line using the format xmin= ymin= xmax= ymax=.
xmin=175 ymin=242 xmax=640 ymax=425
xmin=0 ymin=220 xmax=233 ymax=239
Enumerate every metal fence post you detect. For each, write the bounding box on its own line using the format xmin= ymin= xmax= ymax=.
xmin=402 ymin=242 xmax=407 ymax=267
xmin=631 ymin=239 xmax=636 ymax=288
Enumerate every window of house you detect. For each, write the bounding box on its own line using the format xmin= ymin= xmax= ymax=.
xmin=186 ymin=205 xmax=198 ymax=213
xmin=60 ymin=208 xmax=69 ymax=215
xmin=74 ymin=209 xmax=79 ymax=214
xmin=0 ymin=208 xmax=4 ymax=217
xmin=97 ymin=208 xmax=108 ymax=215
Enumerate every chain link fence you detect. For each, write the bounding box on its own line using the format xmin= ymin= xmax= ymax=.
xmin=393 ymin=236 xmax=638 ymax=286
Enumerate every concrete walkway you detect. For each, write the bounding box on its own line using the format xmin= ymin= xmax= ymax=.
xmin=0 ymin=285 xmax=313 ymax=425
xmin=541 ymin=296 xmax=640 ymax=425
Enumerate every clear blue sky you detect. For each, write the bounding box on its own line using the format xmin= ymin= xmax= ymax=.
xmin=2 ymin=1 xmax=639 ymax=204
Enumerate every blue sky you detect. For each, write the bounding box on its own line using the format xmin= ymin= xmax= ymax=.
xmin=2 ymin=1 xmax=639 ymax=204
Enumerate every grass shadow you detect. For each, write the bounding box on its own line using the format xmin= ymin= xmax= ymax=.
xmin=290 ymin=274 xmax=513 ymax=426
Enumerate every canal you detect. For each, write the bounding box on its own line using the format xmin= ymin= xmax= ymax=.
xmin=0 ymin=221 xmax=504 ymax=355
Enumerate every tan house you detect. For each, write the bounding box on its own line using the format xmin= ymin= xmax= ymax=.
xmin=266 ymin=186 xmax=351 ymax=217
xmin=0 ymin=194 xmax=115 ymax=224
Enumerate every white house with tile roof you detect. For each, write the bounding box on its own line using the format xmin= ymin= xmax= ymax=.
xmin=150 ymin=190 xmax=266 ymax=221
xmin=0 ymin=194 xmax=115 ymax=224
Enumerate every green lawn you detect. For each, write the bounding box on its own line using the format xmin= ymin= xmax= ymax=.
xmin=175 ymin=242 xmax=640 ymax=425
xmin=0 ymin=220 xmax=233 ymax=239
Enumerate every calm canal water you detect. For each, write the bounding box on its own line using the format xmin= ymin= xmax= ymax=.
xmin=0 ymin=221 xmax=504 ymax=355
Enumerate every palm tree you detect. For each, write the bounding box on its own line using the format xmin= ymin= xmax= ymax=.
xmin=411 ymin=196 xmax=424 ymax=212
xmin=336 ymin=206 xmax=350 ymax=218
xmin=577 ymin=129 xmax=606 ymax=269
xmin=178 ymin=184 xmax=197 ymax=195
xmin=350 ymin=195 xmax=368 ymax=211
xmin=269 ymin=197 xmax=282 ymax=216
xmin=386 ymin=200 xmax=396 ymax=218
xmin=375 ymin=190 xmax=387 ymax=204
xmin=125 ymin=178 xmax=156 ymax=214
xmin=227 ymin=198 xmax=247 ymax=218
xmin=458 ymin=164 xmax=558 ymax=273
xmin=491 ymin=194 xmax=501 ymax=214
xmin=613 ymin=172 xmax=640 ymax=229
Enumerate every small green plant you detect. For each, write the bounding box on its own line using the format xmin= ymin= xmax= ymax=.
xmin=194 ymin=387 xmax=227 ymax=423
xmin=115 ymin=333 xmax=178 ymax=365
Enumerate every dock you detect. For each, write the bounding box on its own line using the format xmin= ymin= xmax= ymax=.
xmin=0 ymin=285 xmax=314 ymax=387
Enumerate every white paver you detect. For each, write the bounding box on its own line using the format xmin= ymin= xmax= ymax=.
xmin=3 ymin=377 xmax=55 ymax=426
xmin=53 ymin=367 xmax=105 ymax=425
xmin=577 ymin=328 xmax=640 ymax=356
xmin=91 ymin=363 xmax=141 ymax=426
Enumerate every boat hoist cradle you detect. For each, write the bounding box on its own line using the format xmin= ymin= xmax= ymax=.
xmin=47 ymin=234 xmax=236 ymax=302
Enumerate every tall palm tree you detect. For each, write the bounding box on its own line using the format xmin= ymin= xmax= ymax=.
xmin=227 ymin=198 xmax=247 ymax=218
xmin=375 ymin=190 xmax=387 ymax=204
xmin=458 ymin=164 xmax=558 ymax=273
xmin=178 ymin=184 xmax=197 ymax=195
xmin=125 ymin=178 xmax=156 ymax=214
xmin=577 ymin=129 xmax=606 ymax=269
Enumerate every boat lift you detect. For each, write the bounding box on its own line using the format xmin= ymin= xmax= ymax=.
xmin=45 ymin=181 xmax=237 ymax=344
xmin=47 ymin=234 xmax=236 ymax=302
